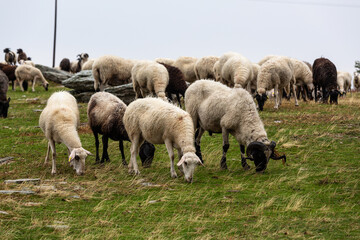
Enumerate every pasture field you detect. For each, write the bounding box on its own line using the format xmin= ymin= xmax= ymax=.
xmin=1 ymin=82 xmax=359 ymax=239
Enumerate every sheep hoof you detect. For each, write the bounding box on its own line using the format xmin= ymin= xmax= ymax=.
xmin=171 ymin=172 xmax=178 ymax=178
xmin=122 ymin=160 xmax=128 ymax=166
xmin=51 ymin=170 xmax=56 ymax=175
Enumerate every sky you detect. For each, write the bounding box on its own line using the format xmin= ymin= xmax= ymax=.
xmin=1 ymin=0 xmax=359 ymax=76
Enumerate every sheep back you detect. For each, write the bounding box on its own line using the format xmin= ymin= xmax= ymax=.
xmin=158 ymin=62 xmax=187 ymax=97
xmin=194 ymin=56 xmax=219 ymax=80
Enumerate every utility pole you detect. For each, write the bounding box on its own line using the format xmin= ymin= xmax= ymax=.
xmin=52 ymin=0 xmax=57 ymax=67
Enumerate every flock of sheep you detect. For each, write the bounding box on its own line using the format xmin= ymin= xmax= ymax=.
xmin=0 ymin=49 xmax=358 ymax=182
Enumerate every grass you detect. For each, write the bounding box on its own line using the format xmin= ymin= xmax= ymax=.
xmin=1 ymin=82 xmax=359 ymax=239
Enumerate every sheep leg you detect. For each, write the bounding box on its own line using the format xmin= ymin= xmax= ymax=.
xmin=292 ymin=83 xmax=299 ymax=106
xmin=240 ymin=144 xmax=250 ymax=170
xmin=119 ymin=140 xmax=127 ymax=166
xmin=129 ymin=136 xmax=141 ymax=175
xmin=195 ymin=127 xmax=205 ymax=163
xmin=220 ymin=129 xmax=229 ymax=170
xmin=93 ymin=131 xmax=100 ymax=163
xmin=18 ymin=79 xmax=25 ymax=92
xmin=44 ymin=141 xmax=51 ymax=164
xmin=49 ymin=139 xmax=57 ymax=175
xmin=101 ymin=135 xmax=110 ymax=163
xmin=176 ymin=93 xmax=182 ymax=108
xmin=274 ymin=85 xmax=279 ymax=109
xmin=165 ymin=139 xmax=177 ymax=178
xmin=12 ymin=80 xmax=15 ymax=91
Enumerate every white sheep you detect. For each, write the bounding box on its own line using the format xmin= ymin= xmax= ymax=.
xmin=155 ymin=57 xmax=175 ymax=66
xmin=354 ymin=72 xmax=360 ymax=91
xmin=173 ymin=56 xmax=198 ymax=83
xmin=123 ymin=98 xmax=203 ymax=182
xmin=290 ymin=58 xmax=314 ymax=99
xmin=256 ymin=56 xmax=298 ymax=110
xmin=215 ymin=52 xmax=239 ymax=83
xmin=92 ymin=55 xmax=136 ymax=91
xmin=70 ymin=53 xmax=89 ymax=73
xmin=221 ymin=53 xmax=255 ymax=88
xmin=337 ymin=71 xmax=352 ymax=95
xmin=39 ymin=91 xmax=91 ymax=175
xmin=194 ymin=56 xmax=219 ymax=80
xmin=131 ymin=61 xmax=169 ymax=101
xmin=258 ymin=55 xmax=280 ymax=66
xmin=81 ymin=59 xmax=95 ymax=70
xmin=185 ymin=80 xmax=285 ymax=172
xmin=19 ymin=59 xmax=35 ymax=67
xmin=15 ymin=65 xmax=49 ymax=92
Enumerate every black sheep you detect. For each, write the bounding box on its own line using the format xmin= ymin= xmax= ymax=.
xmin=312 ymin=57 xmax=339 ymax=104
xmin=59 ymin=58 xmax=71 ymax=72
xmin=17 ymin=49 xmax=27 ymax=64
xmin=0 ymin=70 xmax=10 ymax=118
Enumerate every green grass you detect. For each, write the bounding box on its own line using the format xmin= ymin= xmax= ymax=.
xmin=1 ymin=82 xmax=359 ymax=239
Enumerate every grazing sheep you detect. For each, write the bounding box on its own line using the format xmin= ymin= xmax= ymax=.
xmin=337 ymin=71 xmax=352 ymax=96
xmin=173 ymin=56 xmax=198 ymax=83
xmin=16 ymin=49 xmax=27 ymax=64
xmin=256 ymin=56 xmax=298 ymax=110
xmin=70 ymin=53 xmax=89 ymax=73
xmin=131 ymin=61 xmax=169 ymax=101
xmin=215 ymin=52 xmax=239 ymax=83
xmin=194 ymin=56 xmax=219 ymax=80
xmin=185 ymin=80 xmax=286 ymax=172
xmin=159 ymin=62 xmax=188 ymax=107
xmin=155 ymin=57 xmax=175 ymax=66
xmin=221 ymin=53 xmax=255 ymax=88
xmin=312 ymin=57 xmax=339 ymax=104
xmin=3 ymin=48 xmax=16 ymax=65
xmin=92 ymin=55 xmax=135 ymax=91
xmin=59 ymin=58 xmax=71 ymax=72
xmin=81 ymin=59 xmax=95 ymax=70
xmin=123 ymin=98 xmax=203 ymax=182
xmin=354 ymin=72 xmax=360 ymax=91
xmin=87 ymin=92 xmax=155 ymax=166
xmin=291 ymin=58 xmax=314 ymax=101
xmin=19 ymin=59 xmax=35 ymax=67
xmin=39 ymin=91 xmax=91 ymax=175
xmin=0 ymin=70 xmax=10 ymax=118
xmin=15 ymin=65 xmax=49 ymax=92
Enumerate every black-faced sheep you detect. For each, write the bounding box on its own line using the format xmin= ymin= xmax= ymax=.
xmin=15 ymin=65 xmax=49 ymax=92
xmin=39 ymin=91 xmax=91 ymax=175
xmin=0 ymin=70 xmax=10 ymax=118
xmin=194 ymin=56 xmax=219 ymax=80
xmin=87 ymin=92 xmax=155 ymax=167
xmin=70 ymin=53 xmax=89 ymax=73
xmin=17 ymin=49 xmax=27 ymax=64
xmin=312 ymin=57 xmax=339 ymax=104
xmin=131 ymin=61 xmax=169 ymax=101
xmin=185 ymin=80 xmax=286 ymax=172
xmin=3 ymin=48 xmax=16 ymax=65
xmin=59 ymin=58 xmax=71 ymax=72
xmin=158 ymin=62 xmax=188 ymax=107
xmin=92 ymin=55 xmax=135 ymax=91
xmin=123 ymin=98 xmax=203 ymax=182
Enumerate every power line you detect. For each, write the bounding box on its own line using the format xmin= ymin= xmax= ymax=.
xmin=247 ymin=0 xmax=360 ymax=8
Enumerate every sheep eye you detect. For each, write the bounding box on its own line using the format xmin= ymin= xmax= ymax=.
xmin=75 ymin=155 xmax=80 ymax=161
xmin=184 ymin=162 xmax=188 ymax=166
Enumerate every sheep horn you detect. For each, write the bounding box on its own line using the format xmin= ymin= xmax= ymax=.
xmin=246 ymin=141 xmax=267 ymax=156
xmin=270 ymin=150 xmax=287 ymax=165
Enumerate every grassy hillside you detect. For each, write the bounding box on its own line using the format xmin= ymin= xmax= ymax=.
xmin=1 ymin=82 xmax=359 ymax=239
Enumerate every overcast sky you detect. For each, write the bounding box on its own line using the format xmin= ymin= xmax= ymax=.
xmin=1 ymin=0 xmax=359 ymax=75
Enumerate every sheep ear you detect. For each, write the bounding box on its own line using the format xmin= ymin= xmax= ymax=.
xmin=69 ymin=150 xmax=76 ymax=162
xmin=177 ymin=156 xmax=185 ymax=167
xmin=83 ymin=148 xmax=92 ymax=156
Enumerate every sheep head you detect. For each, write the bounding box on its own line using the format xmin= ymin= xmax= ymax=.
xmin=17 ymin=49 xmax=23 ymax=54
xmin=329 ymin=90 xmax=340 ymax=104
xmin=0 ymin=97 xmax=10 ymax=118
xmin=246 ymin=141 xmax=286 ymax=172
xmin=139 ymin=141 xmax=155 ymax=168
xmin=3 ymin=48 xmax=10 ymax=53
xmin=255 ymin=93 xmax=268 ymax=111
xmin=69 ymin=147 xmax=92 ymax=175
xmin=177 ymin=152 xmax=203 ymax=183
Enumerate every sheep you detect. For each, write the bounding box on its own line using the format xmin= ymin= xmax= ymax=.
xmin=185 ymin=80 xmax=286 ymax=172
xmin=258 ymin=55 xmax=279 ymax=66
xmin=313 ymin=57 xmax=339 ymax=104
xmin=215 ymin=52 xmax=239 ymax=83
xmin=70 ymin=53 xmax=89 ymax=73
xmin=87 ymin=92 xmax=155 ymax=166
xmin=123 ymin=98 xmax=203 ymax=182
xmin=92 ymin=55 xmax=135 ymax=91
xmin=354 ymin=72 xmax=360 ymax=91
xmin=3 ymin=48 xmax=16 ymax=65
xmin=194 ymin=56 xmax=219 ymax=80
xmin=81 ymin=59 xmax=95 ymax=70
xmin=0 ymin=63 xmax=18 ymax=90
xmin=39 ymin=91 xmax=91 ymax=175
xmin=221 ymin=53 xmax=255 ymax=88
xmin=131 ymin=61 xmax=169 ymax=101
xmin=155 ymin=57 xmax=175 ymax=66
xmin=290 ymin=58 xmax=314 ymax=101
xmin=256 ymin=56 xmax=298 ymax=110
xmin=19 ymin=59 xmax=35 ymax=67
xmin=159 ymin=62 xmax=188 ymax=107
xmin=17 ymin=49 xmax=27 ymax=64
xmin=15 ymin=65 xmax=49 ymax=92
xmin=0 ymin=70 xmax=10 ymax=118
xmin=173 ymin=56 xmax=198 ymax=83
xmin=337 ymin=71 xmax=352 ymax=96
xmin=59 ymin=58 xmax=71 ymax=72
